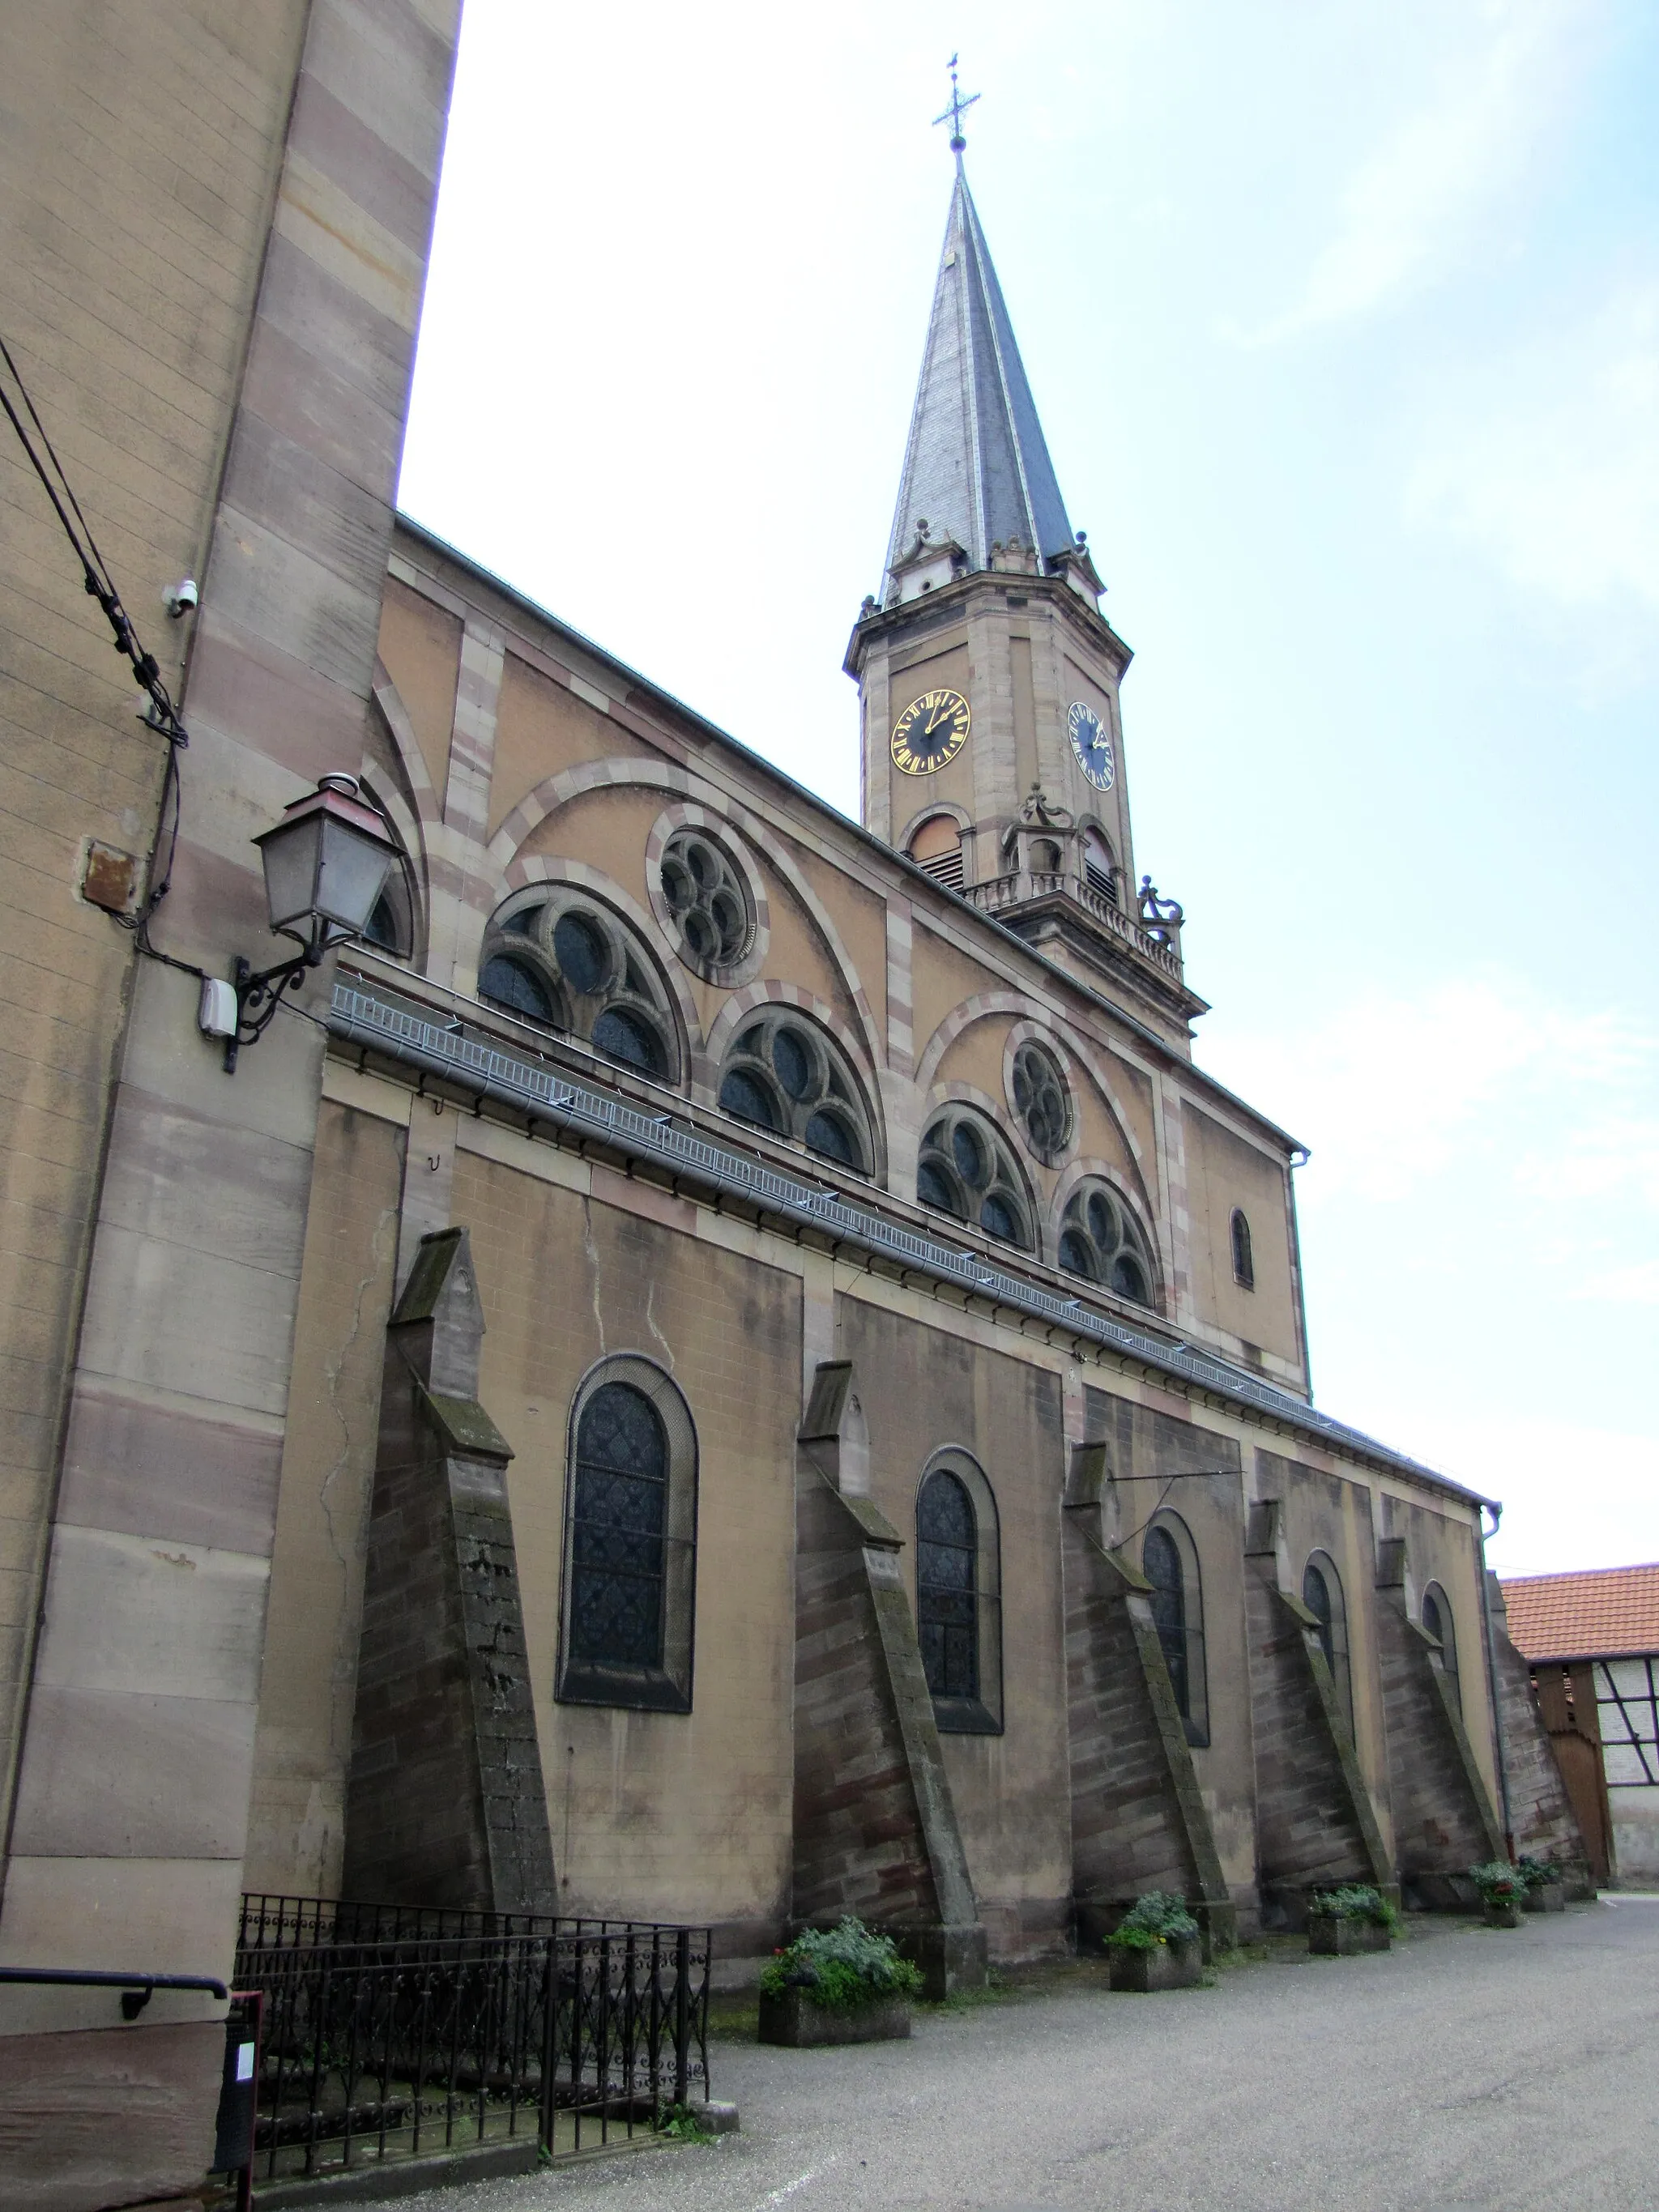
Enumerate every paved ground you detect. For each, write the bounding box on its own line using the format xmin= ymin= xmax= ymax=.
xmin=359 ymin=1900 xmax=1659 ymax=2212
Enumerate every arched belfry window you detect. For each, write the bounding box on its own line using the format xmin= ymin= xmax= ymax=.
xmin=1303 ymin=1551 xmax=1353 ymax=1730
xmin=915 ymin=1454 xmax=1002 ymax=1733
xmin=1143 ymin=1513 xmax=1209 ymax=1746
xmin=558 ymin=1357 xmax=697 ymax=1712
xmin=1422 ymin=1582 xmax=1461 ymax=1715
xmin=1230 ymin=1208 xmax=1255 ymax=1289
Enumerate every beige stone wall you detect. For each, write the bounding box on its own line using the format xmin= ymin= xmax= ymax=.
xmin=243 ymin=1097 xmax=405 ymax=1899
xmin=455 ymin=1143 xmax=804 ymax=1934
xmin=836 ymin=1298 xmax=1073 ymax=1958
xmin=0 ymin=0 xmax=312 ymax=1890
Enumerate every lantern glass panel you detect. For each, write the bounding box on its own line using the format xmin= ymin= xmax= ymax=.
xmin=314 ymin=812 xmax=395 ymax=934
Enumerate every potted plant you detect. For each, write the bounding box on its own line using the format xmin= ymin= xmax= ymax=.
xmin=1306 ymin=1885 xmax=1398 ymax=1956
xmin=1468 ymin=1860 xmax=1527 ymax=1928
xmin=1516 ymin=1856 xmax=1567 ymax=1913
xmin=757 ymin=1917 xmax=923 ymax=2046
xmin=1105 ymin=1892 xmax=1203 ymax=1993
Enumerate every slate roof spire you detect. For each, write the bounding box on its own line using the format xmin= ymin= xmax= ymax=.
xmin=884 ymin=161 xmax=1074 ymax=593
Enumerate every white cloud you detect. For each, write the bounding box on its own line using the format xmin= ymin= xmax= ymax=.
xmin=1407 ymin=281 xmax=1659 ymax=624
xmin=1236 ymin=0 xmax=1589 ymax=344
xmin=1422 ymin=1415 xmax=1659 ymax=1575
xmin=1205 ymin=970 xmax=1652 ymax=1204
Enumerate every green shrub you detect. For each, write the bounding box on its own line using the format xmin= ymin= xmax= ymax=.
xmin=1308 ymin=1884 xmax=1400 ymax=1933
xmin=1105 ymin=1890 xmax=1200 ymax=1951
xmin=1468 ymin=1859 xmax=1525 ymax=1904
xmin=1515 ymin=1855 xmax=1560 ymax=1893
xmin=759 ymin=1917 xmax=924 ymax=2011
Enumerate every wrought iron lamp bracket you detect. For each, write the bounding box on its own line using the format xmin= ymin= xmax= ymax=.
xmin=225 ymin=936 xmax=338 ymax=1073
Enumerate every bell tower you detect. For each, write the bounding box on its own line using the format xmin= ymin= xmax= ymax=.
xmin=845 ymin=101 xmax=1204 ymax=1040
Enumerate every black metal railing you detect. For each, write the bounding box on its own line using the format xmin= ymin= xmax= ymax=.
xmin=233 ymin=1899 xmax=710 ymax=2184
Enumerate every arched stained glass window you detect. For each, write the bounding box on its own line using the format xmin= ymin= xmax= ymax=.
xmin=1422 ymin=1582 xmax=1461 ymax=1715
xmin=1303 ymin=1559 xmax=1334 ymax=1672
xmin=1230 ymin=1208 xmax=1255 ymax=1289
xmin=1143 ymin=1513 xmax=1208 ymax=1745
xmin=1303 ymin=1551 xmax=1353 ymax=1731
xmin=559 ymin=1359 xmax=697 ymax=1712
xmin=1144 ymin=1525 xmax=1188 ymax=1718
xmin=569 ymin=1383 xmax=668 ymax=1670
xmin=918 ymin=1470 xmax=978 ymax=1703
xmin=716 ymin=1011 xmax=873 ymax=1173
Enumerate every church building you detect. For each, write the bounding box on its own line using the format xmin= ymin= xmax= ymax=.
xmin=242 ymin=149 xmax=1584 ymax=1973
xmin=0 ymin=21 xmax=1591 ymax=2197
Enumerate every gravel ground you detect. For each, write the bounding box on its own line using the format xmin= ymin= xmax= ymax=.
xmin=348 ymin=1899 xmax=1659 ymax=2212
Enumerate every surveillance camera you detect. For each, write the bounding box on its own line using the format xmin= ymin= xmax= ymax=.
xmin=164 ymin=578 xmax=198 ymax=619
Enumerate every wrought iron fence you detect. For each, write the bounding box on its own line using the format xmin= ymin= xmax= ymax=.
xmin=233 ymin=1900 xmax=710 ymax=2183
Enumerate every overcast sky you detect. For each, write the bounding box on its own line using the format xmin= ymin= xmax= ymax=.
xmin=399 ymin=0 xmax=1659 ymax=1577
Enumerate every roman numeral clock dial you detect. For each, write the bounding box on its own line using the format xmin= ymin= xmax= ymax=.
xmin=890 ymin=688 xmax=970 ymax=775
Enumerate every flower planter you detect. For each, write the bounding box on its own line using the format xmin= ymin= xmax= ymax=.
xmin=1307 ymin=1914 xmax=1391 ymax=1956
xmin=757 ymin=1988 xmax=912 ymax=2046
xmin=1107 ymin=1936 xmax=1202 ymax=1993
xmin=1523 ymin=1882 xmax=1566 ymax=1914
xmin=1482 ymin=1899 xmax=1525 ymax=1929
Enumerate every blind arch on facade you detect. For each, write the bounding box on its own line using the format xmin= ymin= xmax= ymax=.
xmin=915 ymin=1451 xmax=1002 ymax=1733
xmin=557 ymin=1355 xmax=697 ymax=1713
xmin=1143 ymin=1511 xmax=1209 ymax=1746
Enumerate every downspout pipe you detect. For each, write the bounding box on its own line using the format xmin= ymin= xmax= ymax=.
xmin=1477 ymin=1501 xmax=1516 ymax=1857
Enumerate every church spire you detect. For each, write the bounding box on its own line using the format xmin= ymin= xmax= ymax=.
xmin=882 ymin=151 xmax=1074 ymax=598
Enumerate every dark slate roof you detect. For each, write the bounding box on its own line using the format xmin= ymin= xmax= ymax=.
xmin=884 ymin=164 xmax=1073 ymax=585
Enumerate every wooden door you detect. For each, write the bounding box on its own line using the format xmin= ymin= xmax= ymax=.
xmin=1534 ymin=1663 xmax=1612 ymax=1883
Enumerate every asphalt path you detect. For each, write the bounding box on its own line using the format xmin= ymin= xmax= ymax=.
xmin=356 ymin=1900 xmax=1659 ymax=2212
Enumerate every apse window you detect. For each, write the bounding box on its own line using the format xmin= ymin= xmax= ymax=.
xmin=1230 ymin=1208 xmax=1255 ymax=1289
xmin=716 ymin=1009 xmax=872 ymax=1173
xmin=916 ymin=1108 xmax=1030 ymax=1248
xmin=915 ymin=1454 xmax=1002 ymax=1733
xmin=1143 ymin=1512 xmax=1209 ymax=1746
xmin=557 ymin=1357 xmax=697 ymax=1713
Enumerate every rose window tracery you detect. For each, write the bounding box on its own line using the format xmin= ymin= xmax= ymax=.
xmin=716 ymin=1008 xmax=871 ymax=1171
xmin=1057 ymin=1180 xmax=1155 ymax=1306
xmin=916 ymin=1108 xmax=1030 ymax=1249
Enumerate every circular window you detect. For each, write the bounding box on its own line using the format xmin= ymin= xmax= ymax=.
xmin=1057 ymin=1179 xmax=1155 ymax=1307
xmin=1009 ymin=1039 xmax=1070 ymax=1160
xmin=917 ymin=1108 xmax=1030 ymax=1250
xmin=659 ymin=829 xmax=754 ymax=977
xmin=717 ymin=1011 xmax=872 ymax=1173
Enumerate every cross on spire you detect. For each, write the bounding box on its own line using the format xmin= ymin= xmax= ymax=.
xmin=932 ymin=53 xmax=980 ymax=156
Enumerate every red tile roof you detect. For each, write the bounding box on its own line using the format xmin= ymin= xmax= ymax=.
xmin=1501 ymin=1565 xmax=1659 ymax=1662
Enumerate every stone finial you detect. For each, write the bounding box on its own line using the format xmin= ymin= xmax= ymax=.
xmin=390 ymin=1225 xmax=485 ymax=1399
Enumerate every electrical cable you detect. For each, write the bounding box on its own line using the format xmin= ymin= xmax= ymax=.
xmin=1 ymin=330 xmax=190 ymax=948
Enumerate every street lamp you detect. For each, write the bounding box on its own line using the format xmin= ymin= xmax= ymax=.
xmin=199 ymin=774 xmax=399 ymax=1072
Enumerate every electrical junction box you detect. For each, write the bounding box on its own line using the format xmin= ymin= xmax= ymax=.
xmin=198 ymin=977 xmax=238 ymax=1040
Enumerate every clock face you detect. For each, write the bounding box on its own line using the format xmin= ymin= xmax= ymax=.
xmin=1068 ymin=701 xmax=1115 ymax=791
xmin=891 ymin=688 xmax=971 ymax=776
